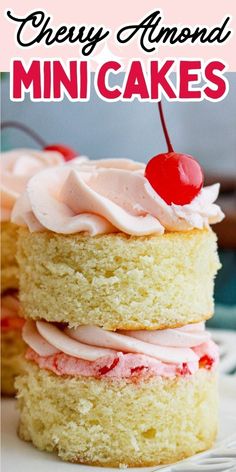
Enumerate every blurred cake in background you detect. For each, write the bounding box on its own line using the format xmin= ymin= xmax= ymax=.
xmin=1 ymin=148 xmax=63 ymax=292
xmin=1 ymin=293 xmax=25 ymax=395
xmin=0 ymin=148 xmax=63 ymax=395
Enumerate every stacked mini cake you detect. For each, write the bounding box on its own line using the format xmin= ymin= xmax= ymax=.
xmin=12 ymin=156 xmax=223 ymax=466
xmin=0 ymin=148 xmax=63 ymax=395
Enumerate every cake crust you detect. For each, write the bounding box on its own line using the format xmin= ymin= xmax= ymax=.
xmin=17 ymin=228 xmax=221 ymax=329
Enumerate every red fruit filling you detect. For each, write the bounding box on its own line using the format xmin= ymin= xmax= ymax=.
xmin=98 ymin=357 xmax=119 ymax=375
xmin=176 ymin=362 xmax=192 ymax=376
xmin=130 ymin=366 xmax=146 ymax=375
xmin=199 ymin=355 xmax=214 ymax=369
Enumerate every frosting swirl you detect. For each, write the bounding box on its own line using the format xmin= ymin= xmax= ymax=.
xmin=1 ymin=148 xmax=64 ymax=221
xmin=12 ymin=157 xmax=224 ymax=235
xmin=23 ymin=320 xmax=218 ymax=379
xmin=23 ymin=320 xmax=209 ymax=363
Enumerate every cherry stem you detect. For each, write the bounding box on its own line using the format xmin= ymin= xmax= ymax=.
xmin=1 ymin=121 xmax=47 ymax=148
xmin=158 ymin=102 xmax=174 ymax=153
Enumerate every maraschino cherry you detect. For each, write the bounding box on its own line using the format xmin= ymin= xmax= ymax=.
xmin=145 ymin=103 xmax=204 ymax=205
xmin=1 ymin=121 xmax=77 ymax=162
xmin=44 ymin=144 xmax=77 ymax=161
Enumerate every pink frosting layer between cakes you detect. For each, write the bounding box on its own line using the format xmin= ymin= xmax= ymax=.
xmin=23 ymin=320 xmax=219 ymax=380
xmin=26 ymin=340 xmax=218 ymax=380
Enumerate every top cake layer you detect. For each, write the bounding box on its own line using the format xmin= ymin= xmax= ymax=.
xmin=17 ymin=228 xmax=220 ymax=329
xmin=12 ymin=157 xmax=224 ymax=236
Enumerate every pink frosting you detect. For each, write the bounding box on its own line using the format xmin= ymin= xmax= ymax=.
xmin=23 ymin=320 xmax=219 ymax=379
xmin=1 ymin=148 xmax=64 ymax=222
xmin=11 ymin=157 xmax=224 ymax=236
xmin=26 ymin=349 xmax=200 ymax=380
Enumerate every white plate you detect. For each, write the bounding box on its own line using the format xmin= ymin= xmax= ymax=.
xmin=1 ymin=376 xmax=236 ymax=472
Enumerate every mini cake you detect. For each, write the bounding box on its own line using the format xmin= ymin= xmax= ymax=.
xmin=12 ymin=149 xmax=223 ymax=466
xmin=1 ymin=148 xmax=63 ymax=395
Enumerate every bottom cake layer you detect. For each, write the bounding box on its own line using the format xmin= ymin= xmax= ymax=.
xmin=16 ymin=362 xmax=218 ymax=467
xmin=1 ymin=329 xmax=25 ymax=396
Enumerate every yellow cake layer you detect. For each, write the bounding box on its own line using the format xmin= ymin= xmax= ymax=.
xmin=17 ymin=228 xmax=220 ymax=329
xmin=1 ymin=222 xmax=19 ymax=293
xmin=16 ymin=362 xmax=218 ymax=467
xmin=1 ymin=329 xmax=26 ymax=396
